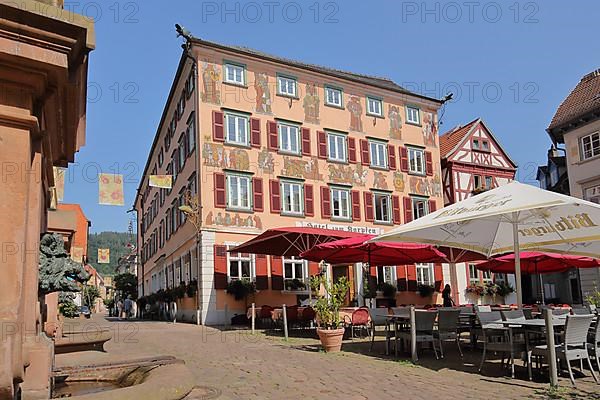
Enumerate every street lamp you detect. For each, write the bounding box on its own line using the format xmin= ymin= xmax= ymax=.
xmin=178 ymin=190 xmax=202 ymax=325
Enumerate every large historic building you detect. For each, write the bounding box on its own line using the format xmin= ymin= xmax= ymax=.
xmin=135 ymin=35 xmax=446 ymax=325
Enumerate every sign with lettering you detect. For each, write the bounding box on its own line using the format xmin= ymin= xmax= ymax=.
xmin=295 ymin=221 xmax=385 ymax=235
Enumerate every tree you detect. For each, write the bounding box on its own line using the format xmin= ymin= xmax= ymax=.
xmin=58 ymin=292 xmax=79 ymax=318
xmin=82 ymin=285 xmax=100 ymax=309
xmin=114 ymin=272 xmax=138 ymax=299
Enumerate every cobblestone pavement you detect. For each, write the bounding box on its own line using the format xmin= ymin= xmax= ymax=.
xmin=56 ymin=316 xmax=600 ymax=400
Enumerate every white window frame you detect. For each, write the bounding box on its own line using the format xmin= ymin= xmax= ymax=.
xmin=226 ymin=173 xmax=252 ymax=211
xmin=324 ymin=86 xmax=343 ymax=107
xmin=580 ymin=132 xmax=600 ymax=160
xmin=225 ymin=112 xmax=249 ymax=146
xmin=406 ymin=106 xmax=421 ymax=125
xmin=281 ymin=181 xmax=304 ymax=216
xmin=277 ymin=75 xmax=297 ymax=97
xmin=373 ymin=192 xmax=391 ymax=223
xmin=327 ymin=132 xmax=347 ymax=162
xmin=366 ymin=96 xmax=383 ymax=117
xmin=278 ymin=122 xmax=300 ymax=154
xmin=468 ymin=263 xmax=479 ymax=284
xmin=494 ymin=273 xmax=506 ymax=284
xmin=377 ymin=266 xmax=397 ymax=286
xmin=227 ymin=249 xmax=255 ymax=282
xmin=224 ymin=63 xmax=246 ymax=86
xmin=412 ymin=196 xmax=429 ymax=220
xmin=283 ymin=256 xmax=308 ymax=283
xmin=407 ymin=146 xmax=425 ymax=175
xmin=484 ymin=176 xmax=493 ymax=189
xmin=416 ymin=263 xmax=434 ymax=286
xmin=369 ymin=140 xmax=388 ymax=169
xmin=330 ymin=187 xmax=351 ymax=220
xmin=482 ymin=270 xmax=493 ymax=283
xmin=584 ymin=184 xmax=600 ymax=204
xmin=473 ymin=175 xmax=482 ymax=190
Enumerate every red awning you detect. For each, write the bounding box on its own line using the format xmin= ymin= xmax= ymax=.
xmin=476 ymin=251 xmax=600 ymax=274
xmin=228 ymin=227 xmax=361 ymax=257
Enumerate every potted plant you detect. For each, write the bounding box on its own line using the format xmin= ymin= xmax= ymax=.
xmin=465 ymin=283 xmax=485 ymax=297
xmin=310 ymin=274 xmax=350 ymax=352
xmin=284 ymin=278 xmax=307 ymax=291
xmin=377 ymin=282 xmax=397 ymax=299
xmin=417 ymin=284 xmax=435 ymax=298
xmin=496 ymin=282 xmax=514 ymax=298
xmin=186 ymin=279 xmax=198 ymax=298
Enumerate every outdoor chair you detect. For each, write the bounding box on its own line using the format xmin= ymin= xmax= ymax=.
xmin=396 ymin=311 xmax=439 ymax=360
xmin=343 ymin=308 xmax=370 ymax=340
xmin=298 ymin=306 xmax=316 ymax=328
xmin=571 ymin=306 xmax=591 ymax=315
xmin=588 ymin=318 xmax=600 ymax=371
xmin=368 ymin=308 xmax=394 ymax=353
xmin=523 ymin=308 xmax=534 ymax=320
xmin=553 ymin=309 xmax=571 ymax=317
xmin=258 ymin=305 xmax=274 ymax=328
xmin=589 ymin=304 xmax=598 ymax=314
xmin=478 ymin=311 xmax=526 ymax=378
xmin=434 ymin=309 xmax=463 ymax=358
xmin=531 ymin=314 xmax=598 ymax=386
xmin=476 ymin=305 xmax=492 ymax=313
xmin=284 ymin=306 xmax=299 ymax=329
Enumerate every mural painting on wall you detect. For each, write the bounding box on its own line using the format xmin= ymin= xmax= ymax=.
xmin=347 ymin=95 xmax=363 ymax=132
xmin=408 ymin=173 xmax=442 ymax=197
xmin=303 ymin=83 xmax=320 ymax=124
xmin=202 ymin=140 xmax=250 ymax=170
xmin=373 ymin=172 xmax=389 ymax=190
xmin=422 ymin=111 xmax=438 ymax=147
xmin=393 ymin=172 xmax=405 ymax=192
xmin=205 ymin=211 xmax=262 ymax=230
xmin=281 ymin=156 xmax=323 ymax=181
xmin=388 ymin=105 xmax=402 ymax=140
xmin=327 ymin=164 xmax=368 ymax=187
xmin=201 ymin=60 xmax=221 ymax=105
xmin=254 ymin=72 xmax=272 ymax=114
xmin=257 ymin=147 xmax=275 ymax=174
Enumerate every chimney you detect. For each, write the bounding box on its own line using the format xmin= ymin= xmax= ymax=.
xmin=548 ymin=145 xmax=561 ymax=158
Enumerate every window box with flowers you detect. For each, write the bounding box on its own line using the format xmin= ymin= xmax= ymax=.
xmin=465 ymin=283 xmax=485 ymax=297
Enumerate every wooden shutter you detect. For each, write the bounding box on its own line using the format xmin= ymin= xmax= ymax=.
xmin=308 ymin=261 xmax=320 ymax=277
xmin=301 ymin=127 xmax=311 ymax=156
xmin=392 ymin=195 xmax=402 ymax=224
xmin=267 ymin=121 xmax=278 ymax=150
xmin=269 ymin=179 xmax=280 ymax=213
xmin=317 ymin=130 xmax=327 ymax=159
xmin=214 ymin=173 xmax=226 ymax=208
xmin=388 ymin=144 xmax=397 ymax=170
xmin=364 ymin=192 xmax=374 ymax=222
xmin=304 ymin=184 xmax=314 ymax=217
xmin=253 ymin=177 xmax=263 ymax=212
xmin=212 ymin=110 xmax=224 ymax=142
xmin=255 ymin=254 xmax=268 ymax=290
xmin=396 ymin=265 xmax=408 ymax=292
xmin=434 ymin=263 xmax=444 ymax=291
xmin=400 ymin=146 xmax=409 ymax=172
xmin=348 ymin=137 xmax=357 ymax=163
xmin=407 ymin=265 xmax=418 ymax=291
xmin=351 ymin=190 xmax=361 ymax=221
xmin=403 ymin=196 xmax=413 ymax=223
xmin=270 ymin=256 xmax=284 ymax=290
xmin=428 ymin=199 xmax=437 ymax=214
xmin=425 ymin=151 xmax=433 ymax=176
xmin=213 ymin=244 xmax=228 ymax=289
xmin=320 ymin=186 xmax=331 ymax=219
xmin=250 ymin=117 xmax=261 ymax=148
xmin=360 ymin=139 xmax=370 ymax=166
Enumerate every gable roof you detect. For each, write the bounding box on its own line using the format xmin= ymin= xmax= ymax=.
xmin=547 ymin=68 xmax=600 ymax=143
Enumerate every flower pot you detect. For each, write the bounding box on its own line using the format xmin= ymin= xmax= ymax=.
xmin=317 ymin=328 xmax=345 ymax=352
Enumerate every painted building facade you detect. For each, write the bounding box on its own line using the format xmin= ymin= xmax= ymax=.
xmin=135 ymin=36 xmax=445 ymax=325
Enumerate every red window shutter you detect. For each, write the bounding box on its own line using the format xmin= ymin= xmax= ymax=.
xmin=348 ymin=137 xmax=357 ymax=163
xmin=212 ymin=111 xmax=224 ymax=142
xmin=360 ymin=139 xmax=370 ymax=166
xmin=388 ymin=144 xmax=397 ymax=170
xmin=250 ymin=117 xmax=261 ymax=148
xmin=407 ymin=265 xmax=418 ymax=291
xmin=269 ymin=179 xmax=280 ymax=213
xmin=396 ymin=265 xmax=408 ymax=292
xmin=308 ymin=261 xmax=320 ymax=277
xmin=363 ymin=192 xmax=374 ymax=222
xmin=267 ymin=121 xmax=278 ymax=150
xmin=351 ymin=190 xmax=361 ymax=221
xmin=253 ymin=177 xmax=263 ymax=212
xmin=214 ymin=173 xmax=226 ymax=208
xmin=304 ymin=184 xmax=314 ymax=217
xmin=301 ymin=127 xmax=311 ymax=156
xmin=400 ymin=146 xmax=409 ymax=172
xmin=434 ymin=263 xmax=444 ymax=291
xmin=428 ymin=199 xmax=437 ymax=213
xmin=270 ymin=256 xmax=284 ymax=290
xmin=213 ymin=244 xmax=228 ymax=289
xmin=425 ymin=151 xmax=433 ymax=176
xmin=403 ymin=196 xmax=413 ymax=223
xmin=317 ymin=130 xmax=327 ymax=159
xmin=392 ymin=195 xmax=402 ymax=224
xmin=320 ymin=186 xmax=331 ymax=219
xmin=255 ymin=254 xmax=268 ymax=290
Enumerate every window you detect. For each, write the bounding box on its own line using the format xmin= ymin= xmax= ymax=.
xmin=377 ymin=266 xmax=396 ymax=286
xmin=485 ymin=176 xmax=493 ymax=189
xmin=412 ymin=196 xmax=429 ymax=220
xmin=179 ymin=190 xmax=186 ymax=225
xmin=188 ymin=173 xmax=197 ymax=196
xmin=581 ymin=132 xmax=600 ymax=160
xmin=367 ymin=96 xmax=383 ymax=117
xmin=407 ymin=147 xmax=425 ymax=174
xmin=481 ymin=140 xmax=490 ymax=151
xmin=171 ymin=203 xmax=178 ymax=233
xmin=325 ymin=86 xmax=342 ymax=107
xmin=468 ymin=263 xmax=478 ymax=284
xmin=373 ymin=192 xmax=391 ymax=223
xmin=482 ymin=270 xmax=493 ymax=283
xmin=369 ymin=140 xmax=388 ymax=168
xmin=584 ymin=184 xmax=600 ymax=204
xmin=331 ymin=187 xmax=351 ymax=220
xmin=281 ymin=181 xmax=303 ymax=215
xmin=158 ymin=147 xmax=164 ymax=167
xmin=283 ymin=257 xmax=307 ymax=285
xmin=224 ymin=63 xmax=245 ymax=85
xmin=473 ymin=175 xmax=482 ymax=189
xmin=327 ymin=132 xmax=347 ymax=162
xmin=185 ymin=70 xmax=195 ymax=97
xmin=278 ymin=122 xmax=300 ymax=154
xmin=160 ymin=188 xmax=165 ymax=207
xmin=178 ymin=137 xmax=186 ymax=171
xmin=187 ymin=114 xmax=196 ymax=155
xmin=228 ymin=250 xmax=253 ymax=281
xmin=172 ymin=151 xmax=178 ymax=181
xmin=277 ymin=75 xmax=297 ymax=97
xmin=176 ymin=94 xmax=185 ymax=120
xmin=226 ymin=174 xmax=251 ymax=210
xmin=416 ymin=263 xmax=434 ymax=286
xmin=406 ymin=106 xmax=420 ymax=125
xmin=473 ymin=139 xmax=480 ymax=150
xmin=225 ymin=113 xmax=249 ymax=146
xmin=494 ymin=273 xmax=506 ymax=284
xmin=165 ymin=209 xmax=171 ymax=240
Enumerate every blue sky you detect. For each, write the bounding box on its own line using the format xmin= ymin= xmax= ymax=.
xmin=62 ymin=0 xmax=600 ymax=233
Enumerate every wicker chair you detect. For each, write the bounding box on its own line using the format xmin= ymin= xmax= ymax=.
xmin=588 ymin=318 xmax=600 ymax=371
xmin=434 ymin=309 xmax=463 ymax=358
xmin=396 ymin=311 xmax=439 ymax=360
xmin=478 ymin=311 xmax=525 ymax=378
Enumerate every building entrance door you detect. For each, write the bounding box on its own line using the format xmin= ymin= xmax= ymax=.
xmin=332 ymin=265 xmax=354 ymax=306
